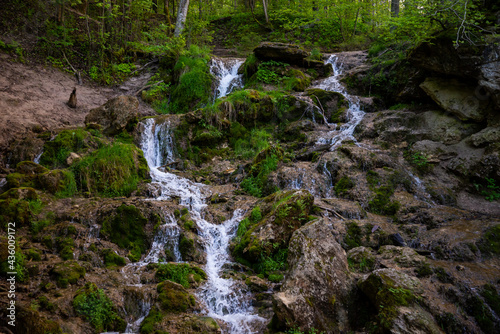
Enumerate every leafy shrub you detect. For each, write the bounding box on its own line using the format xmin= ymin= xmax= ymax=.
xmin=73 ymin=282 xmax=126 ymax=332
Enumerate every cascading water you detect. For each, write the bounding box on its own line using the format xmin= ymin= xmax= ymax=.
xmin=140 ymin=118 xmax=265 ymax=333
xmin=210 ymin=57 xmax=245 ymax=100
xmin=314 ymin=55 xmax=365 ymax=150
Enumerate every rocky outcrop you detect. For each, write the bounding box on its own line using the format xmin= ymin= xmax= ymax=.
xmin=254 ymin=42 xmax=309 ymax=67
xmin=85 ymin=96 xmax=139 ymax=136
xmin=272 ymin=218 xmax=350 ymax=332
xmin=419 ymin=77 xmax=491 ymax=122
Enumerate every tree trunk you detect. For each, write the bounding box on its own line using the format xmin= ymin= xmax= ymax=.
xmin=174 ymin=0 xmax=190 ymax=37
xmin=262 ymin=0 xmax=269 ymax=23
xmin=391 ymin=0 xmax=399 ymax=17
xmin=164 ymin=0 xmax=172 ymax=29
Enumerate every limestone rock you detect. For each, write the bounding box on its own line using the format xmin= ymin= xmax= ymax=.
xmin=245 ymin=276 xmax=268 ymax=292
xmin=254 ymin=42 xmax=309 ymax=67
xmin=470 ymin=127 xmax=500 ymax=147
xmin=272 ymin=219 xmax=350 ymax=332
xmin=479 ymin=41 xmax=500 ymax=109
xmin=421 ymin=110 xmax=481 ymax=145
xmin=420 ymin=77 xmax=490 ymax=122
xmin=85 ymin=95 xmax=139 ymax=136
xmin=66 ymin=152 xmax=81 ymax=166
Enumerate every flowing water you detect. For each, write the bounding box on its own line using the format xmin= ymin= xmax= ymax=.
xmin=210 ymin=57 xmax=245 ymax=100
xmin=313 ymin=54 xmax=365 ymax=150
xmin=139 ymin=118 xmax=265 ymax=333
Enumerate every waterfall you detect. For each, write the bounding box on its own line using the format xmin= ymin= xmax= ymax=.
xmin=140 ymin=118 xmax=265 ymax=333
xmin=314 ymin=55 xmax=365 ymax=150
xmin=142 ymin=213 xmax=182 ymax=263
xmin=34 ymin=150 xmax=43 ymax=164
xmin=210 ymin=57 xmax=245 ymax=100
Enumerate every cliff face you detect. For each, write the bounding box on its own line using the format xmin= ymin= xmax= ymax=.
xmin=0 ymin=40 xmax=499 ymax=334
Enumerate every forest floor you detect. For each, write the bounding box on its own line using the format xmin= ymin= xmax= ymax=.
xmin=0 ymin=53 xmax=155 ymax=151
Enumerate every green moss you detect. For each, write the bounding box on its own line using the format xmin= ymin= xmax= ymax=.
xmin=39 ymin=129 xmax=91 ymax=169
xmin=72 ymin=142 xmax=149 ymax=197
xmin=477 ymin=225 xmax=500 ymax=256
xmin=37 ymin=169 xmax=77 ymax=197
xmin=140 ymin=307 xmax=166 ymax=334
xmin=157 ymin=280 xmax=195 ymax=313
xmin=102 ymin=249 xmax=126 ymax=267
xmin=334 ymin=176 xmax=354 ymax=197
xmin=415 ymin=263 xmax=433 ymax=278
xmin=73 ymin=282 xmax=126 ymax=332
xmin=368 ymin=186 xmax=400 ymax=216
xmin=101 ymin=205 xmax=149 ymax=262
xmin=51 ymin=260 xmax=85 ymax=288
xmin=167 ymin=45 xmax=212 ymax=114
xmin=268 ymin=274 xmax=284 ymax=283
xmin=466 ymin=295 xmax=496 ymax=333
xmin=344 ymin=222 xmax=363 ymax=250
xmin=156 ymin=263 xmax=207 ymax=288
xmin=0 ymin=238 xmax=28 ymax=282
xmin=179 ymin=234 xmax=195 ymax=260
xmin=481 ymin=284 xmax=500 ymax=315
xmin=283 ymin=68 xmax=311 ymax=92
xmin=26 ymin=249 xmax=41 ymax=261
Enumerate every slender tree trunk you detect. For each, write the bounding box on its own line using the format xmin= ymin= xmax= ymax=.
xmin=174 ymin=0 xmax=190 ymax=37
xmin=164 ymin=0 xmax=172 ymax=29
xmin=262 ymin=0 xmax=269 ymax=23
xmin=391 ymin=0 xmax=399 ymax=17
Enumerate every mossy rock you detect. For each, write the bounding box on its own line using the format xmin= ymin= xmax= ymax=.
xmin=232 ymin=189 xmax=314 ymax=268
xmin=284 ymin=68 xmax=312 ymax=92
xmin=16 ymin=305 xmax=62 ymax=334
xmin=37 ymin=169 xmax=77 ymax=196
xmin=50 ymin=260 xmax=85 ymax=288
xmin=477 ymin=224 xmax=500 ymax=256
xmin=101 ymin=205 xmax=149 ymax=262
xmin=102 ymin=248 xmax=126 ymax=267
xmin=155 ymin=262 xmax=207 ymax=288
xmin=39 ymin=128 xmax=92 ymax=169
xmin=181 ymin=316 xmax=221 ymax=333
xmin=157 ymin=280 xmax=196 ymax=313
xmin=72 ymin=142 xmax=149 ymax=197
xmin=358 ymin=268 xmax=423 ymax=330
xmin=0 ymin=187 xmax=38 ymax=227
xmin=306 ymin=89 xmax=348 ymax=123
xmin=347 ymin=246 xmax=376 ymax=272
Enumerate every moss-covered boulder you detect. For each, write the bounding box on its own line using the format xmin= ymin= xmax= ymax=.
xmin=50 ymin=260 xmax=85 ymax=288
xmin=284 ymin=68 xmax=312 ymax=92
xmin=306 ymin=89 xmax=349 ymax=123
xmin=100 ymin=204 xmax=149 ymax=262
xmin=13 ymin=304 xmax=62 ymax=334
xmin=0 ymin=187 xmax=38 ymax=227
xmin=157 ymin=280 xmax=196 ymax=313
xmin=37 ymin=169 xmax=76 ymax=196
xmin=357 ymin=268 xmax=442 ymax=332
xmin=85 ymin=95 xmax=139 ymax=136
xmin=39 ymin=128 xmax=93 ymax=169
xmin=72 ymin=142 xmax=149 ymax=197
xmin=232 ymin=189 xmax=314 ymax=270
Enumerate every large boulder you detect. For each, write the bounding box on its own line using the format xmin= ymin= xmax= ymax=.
xmin=254 ymin=42 xmax=309 ymax=67
xmin=420 ymin=77 xmax=491 ymax=122
xmin=358 ymin=268 xmax=442 ymax=333
xmin=85 ymin=96 xmax=139 ymax=136
xmin=272 ymin=219 xmax=351 ymax=333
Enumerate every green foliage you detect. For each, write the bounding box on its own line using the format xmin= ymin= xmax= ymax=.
xmin=0 ymin=239 xmax=28 ymax=282
xmin=73 ymin=282 xmax=126 ymax=332
xmin=167 ymin=45 xmax=212 ymax=113
xmin=156 ymin=263 xmax=207 ymax=288
xmin=241 ymin=145 xmax=283 ymax=197
xmin=72 ymin=143 xmax=148 ymax=197
xmin=140 ymin=308 xmax=165 ymax=334
xmin=475 ymin=178 xmax=500 ymax=202
xmin=368 ymin=186 xmax=401 ymax=216
xmin=405 ymin=151 xmax=432 ymax=174
xmin=254 ymin=60 xmax=289 ymax=85
xmin=233 ymin=128 xmax=271 ymax=160
xmin=257 ymin=248 xmax=288 ymax=275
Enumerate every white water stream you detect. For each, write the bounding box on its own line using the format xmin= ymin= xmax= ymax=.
xmin=314 ymin=54 xmax=365 ymax=150
xmin=138 ymin=118 xmax=265 ymax=333
xmin=210 ymin=57 xmax=245 ymax=100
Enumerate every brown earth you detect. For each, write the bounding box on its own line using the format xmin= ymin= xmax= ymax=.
xmin=0 ymin=53 xmax=155 ymax=155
